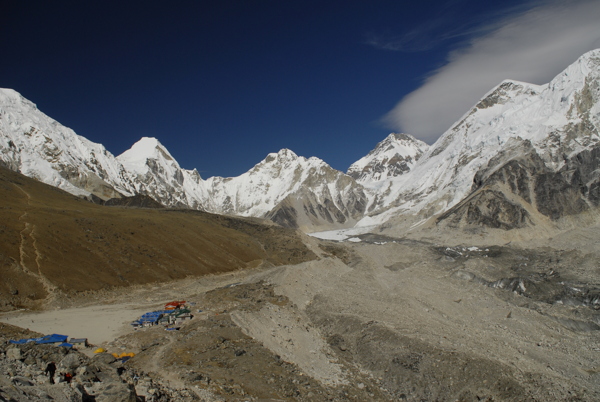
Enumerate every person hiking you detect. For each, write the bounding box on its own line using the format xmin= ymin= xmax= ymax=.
xmin=45 ymin=362 xmax=56 ymax=384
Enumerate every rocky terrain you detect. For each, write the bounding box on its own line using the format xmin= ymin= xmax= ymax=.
xmin=2 ymin=224 xmax=600 ymax=401
xmin=0 ymin=322 xmax=204 ymax=401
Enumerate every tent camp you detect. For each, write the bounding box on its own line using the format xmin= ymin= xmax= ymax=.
xmin=131 ymin=310 xmax=171 ymax=328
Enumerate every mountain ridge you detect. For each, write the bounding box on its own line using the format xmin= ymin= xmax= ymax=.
xmin=358 ymin=48 xmax=600 ymax=229
xmin=1 ymin=48 xmax=599 ymax=233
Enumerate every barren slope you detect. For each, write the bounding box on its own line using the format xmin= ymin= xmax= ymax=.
xmin=0 ymin=167 xmax=317 ymax=311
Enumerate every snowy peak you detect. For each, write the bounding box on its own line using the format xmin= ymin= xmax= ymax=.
xmin=363 ymin=48 xmax=600 ymax=227
xmin=551 ymin=48 xmax=599 ymax=89
xmin=264 ymin=148 xmax=298 ymax=163
xmin=117 ymin=137 xmax=179 ymax=175
xmin=347 ymin=133 xmax=428 ymax=183
xmin=0 ymin=88 xmax=38 ymax=110
xmin=474 ymin=80 xmax=541 ymax=110
xmin=115 ymin=137 xmax=203 ymax=209
xmin=200 ymin=147 xmax=368 ymax=231
xmin=0 ymin=88 xmax=136 ymax=199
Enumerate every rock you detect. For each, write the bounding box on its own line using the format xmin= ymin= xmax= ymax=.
xmin=92 ymin=352 xmax=117 ymax=365
xmin=87 ymin=381 xmax=137 ymax=402
xmin=34 ymin=374 xmax=48 ymax=384
xmin=452 ymin=270 xmax=475 ymax=281
xmin=95 ymin=367 xmax=121 ymax=383
xmin=6 ymin=347 xmax=22 ymax=361
xmin=134 ymin=383 xmax=150 ymax=398
xmin=12 ymin=376 xmax=34 ymax=386
xmin=75 ymin=365 xmax=99 ymax=382
xmin=24 ymin=355 xmax=38 ymax=366
xmin=59 ymin=352 xmax=82 ymax=370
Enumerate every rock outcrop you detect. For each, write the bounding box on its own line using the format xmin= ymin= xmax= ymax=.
xmin=437 ymin=142 xmax=600 ymax=229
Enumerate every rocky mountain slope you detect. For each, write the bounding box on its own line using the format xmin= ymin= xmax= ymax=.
xmin=435 ymin=141 xmax=600 ymax=230
xmin=347 ymin=133 xmax=428 ymax=183
xmin=363 ymin=48 xmax=600 ymax=231
xmin=0 ymin=89 xmax=137 ymax=200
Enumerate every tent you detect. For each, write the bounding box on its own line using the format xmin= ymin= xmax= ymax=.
xmin=165 ymin=301 xmax=186 ymax=310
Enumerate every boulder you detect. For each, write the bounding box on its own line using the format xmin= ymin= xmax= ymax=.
xmin=87 ymin=381 xmax=137 ymax=402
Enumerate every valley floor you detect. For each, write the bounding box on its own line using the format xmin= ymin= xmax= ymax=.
xmin=1 ymin=232 xmax=600 ymax=401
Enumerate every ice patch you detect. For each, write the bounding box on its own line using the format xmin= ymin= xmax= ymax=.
xmin=309 ymin=225 xmax=375 ymax=241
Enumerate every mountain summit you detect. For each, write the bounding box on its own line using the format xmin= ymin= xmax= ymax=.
xmin=347 ymin=133 xmax=428 ymax=183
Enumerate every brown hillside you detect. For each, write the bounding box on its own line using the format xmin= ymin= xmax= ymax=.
xmin=0 ymin=167 xmax=317 ymax=310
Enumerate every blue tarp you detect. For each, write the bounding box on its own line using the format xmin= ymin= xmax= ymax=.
xmin=9 ymin=334 xmax=68 ymax=345
xmin=131 ymin=310 xmax=171 ymax=326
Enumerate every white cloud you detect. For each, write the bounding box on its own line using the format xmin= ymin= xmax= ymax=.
xmin=384 ymin=0 xmax=600 ymax=144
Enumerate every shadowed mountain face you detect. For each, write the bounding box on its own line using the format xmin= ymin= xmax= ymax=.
xmin=0 ymin=167 xmax=317 ymax=311
xmin=437 ymin=142 xmax=600 ymax=229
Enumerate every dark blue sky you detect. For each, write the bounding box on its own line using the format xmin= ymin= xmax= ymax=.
xmin=2 ymin=0 xmax=549 ymax=177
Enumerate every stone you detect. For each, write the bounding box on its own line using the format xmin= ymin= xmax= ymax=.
xmin=87 ymin=381 xmax=137 ymax=402
xmin=6 ymin=347 xmax=22 ymax=361
xmin=12 ymin=376 xmax=34 ymax=386
xmin=92 ymin=352 xmax=117 ymax=365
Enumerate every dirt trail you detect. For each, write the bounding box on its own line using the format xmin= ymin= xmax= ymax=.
xmin=0 ymin=265 xmax=277 ymax=345
xmin=13 ymin=184 xmax=58 ymax=298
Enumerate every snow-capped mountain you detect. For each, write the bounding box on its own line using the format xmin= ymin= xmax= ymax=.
xmin=361 ymin=48 xmax=600 ymax=228
xmin=117 ymin=137 xmax=208 ymax=209
xmin=347 ymin=133 xmax=428 ymax=183
xmin=0 ymin=88 xmax=136 ymax=199
xmin=114 ymin=141 xmax=368 ymax=230
xmin=1 ymin=49 xmax=599 ymax=234
xmin=0 ymin=90 xmax=367 ymax=230
xmin=201 ymin=149 xmax=368 ymax=231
